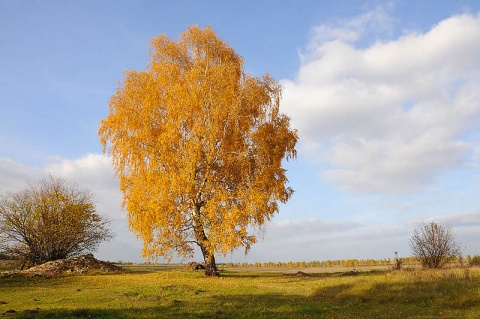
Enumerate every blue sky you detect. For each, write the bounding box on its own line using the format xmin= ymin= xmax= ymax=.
xmin=1 ymin=0 xmax=480 ymax=263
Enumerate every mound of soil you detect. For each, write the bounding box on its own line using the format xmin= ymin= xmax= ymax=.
xmin=1 ymin=254 xmax=123 ymax=277
xmin=184 ymin=262 xmax=205 ymax=271
xmin=283 ymin=271 xmax=312 ymax=277
xmin=294 ymin=271 xmax=311 ymax=277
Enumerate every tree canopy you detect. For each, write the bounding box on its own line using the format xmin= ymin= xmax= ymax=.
xmin=0 ymin=175 xmax=113 ymax=268
xmin=99 ymin=26 xmax=297 ymax=275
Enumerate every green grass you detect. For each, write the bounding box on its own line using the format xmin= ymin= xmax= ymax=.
xmin=1 ymin=267 xmax=480 ymax=318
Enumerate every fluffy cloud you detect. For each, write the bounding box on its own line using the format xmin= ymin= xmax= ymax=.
xmin=44 ymin=154 xmax=123 ymax=219
xmin=307 ymin=4 xmax=394 ymax=48
xmin=273 ymin=218 xmax=361 ymax=236
xmin=0 ymin=154 xmax=122 ymax=218
xmin=420 ymin=211 xmax=480 ymax=228
xmin=0 ymin=158 xmax=42 ymax=193
xmin=281 ymin=12 xmax=480 ymax=193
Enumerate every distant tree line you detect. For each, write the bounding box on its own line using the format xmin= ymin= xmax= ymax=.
xmin=220 ymin=258 xmax=407 ymax=269
xmin=465 ymin=255 xmax=480 ymax=266
xmin=218 ymin=254 xmax=480 ymax=269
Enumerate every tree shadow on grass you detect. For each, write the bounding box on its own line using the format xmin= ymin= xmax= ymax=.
xmin=4 ymin=273 xmax=480 ymax=319
xmin=12 ymin=308 xmax=137 ymax=319
xmin=219 ymin=269 xmax=389 ymax=280
xmin=310 ymin=277 xmax=479 ymax=318
xmin=8 ymin=294 xmax=329 ymax=319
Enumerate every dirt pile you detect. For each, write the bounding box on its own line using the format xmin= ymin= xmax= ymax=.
xmin=184 ymin=262 xmax=205 ymax=271
xmin=1 ymin=254 xmax=123 ymax=277
xmin=283 ymin=271 xmax=311 ymax=277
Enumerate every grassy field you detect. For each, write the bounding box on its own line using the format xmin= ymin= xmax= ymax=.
xmin=1 ymin=266 xmax=480 ymax=318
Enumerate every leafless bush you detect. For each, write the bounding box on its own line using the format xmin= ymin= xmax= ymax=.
xmin=409 ymin=222 xmax=463 ymax=269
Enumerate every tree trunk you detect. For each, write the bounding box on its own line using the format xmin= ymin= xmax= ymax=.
xmin=193 ymin=207 xmax=219 ymax=277
xmin=202 ymin=248 xmax=219 ymax=277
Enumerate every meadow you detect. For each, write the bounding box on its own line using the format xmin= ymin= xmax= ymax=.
xmin=1 ymin=265 xmax=480 ymax=318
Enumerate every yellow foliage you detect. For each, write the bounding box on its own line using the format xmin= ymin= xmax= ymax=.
xmin=99 ymin=26 xmax=297 ymax=267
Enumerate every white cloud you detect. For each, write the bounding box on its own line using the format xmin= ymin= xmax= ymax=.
xmin=44 ymin=154 xmax=123 ymax=219
xmin=419 ymin=211 xmax=480 ymax=228
xmin=0 ymin=158 xmax=42 ymax=193
xmin=0 ymin=154 xmax=122 ymax=219
xmin=306 ymin=4 xmax=394 ymax=52
xmin=281 ymin=12 xmax=480 ymax=193
xmin=273 ymin=218 xmax=361 ymax=235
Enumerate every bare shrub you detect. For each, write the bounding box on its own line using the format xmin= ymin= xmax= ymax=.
xmin=0 ymin=175 xmax=113 ymax=267
xmin=409 ymin=222 xmax=463 ymax=269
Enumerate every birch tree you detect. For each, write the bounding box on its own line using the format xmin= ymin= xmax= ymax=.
xmin=99 ymin=26 xmax=297 ymax=276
